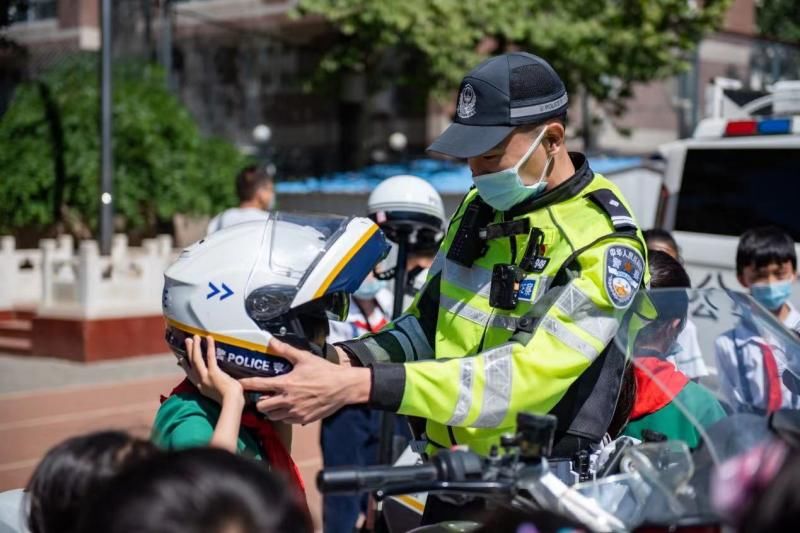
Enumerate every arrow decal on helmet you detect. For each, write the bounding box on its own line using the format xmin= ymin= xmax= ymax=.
xmin=207 ymin=282 xmax=234 ymax=301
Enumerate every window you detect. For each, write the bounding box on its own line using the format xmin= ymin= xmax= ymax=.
xmin=7 ymin=0 xmax=57 ymax=23
xmin=675 ymin=148 xmax=800 ymax=241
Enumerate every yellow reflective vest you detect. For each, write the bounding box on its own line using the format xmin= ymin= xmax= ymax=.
xmin=339 ymin=153 xmax=648 ymax=456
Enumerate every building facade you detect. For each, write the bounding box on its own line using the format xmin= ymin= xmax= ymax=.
xmin=2 ymin=0 xmax=797 ymax=167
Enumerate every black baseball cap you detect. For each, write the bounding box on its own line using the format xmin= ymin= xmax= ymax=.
xmin=427 ymin=52 xmax=568 ymax=159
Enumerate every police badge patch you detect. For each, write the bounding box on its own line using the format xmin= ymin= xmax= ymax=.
xmin=605 ymin=245 xmax=644 ymax=309
xmin=457 ymin=83 xmax=477 ymax=119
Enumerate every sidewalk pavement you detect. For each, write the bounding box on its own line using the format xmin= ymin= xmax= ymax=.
xmin=0 ymin=352 xmax=324 ymax=530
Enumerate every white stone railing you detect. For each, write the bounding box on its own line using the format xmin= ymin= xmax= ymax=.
xmin=0 ymin=234 xmax=177 ymax=318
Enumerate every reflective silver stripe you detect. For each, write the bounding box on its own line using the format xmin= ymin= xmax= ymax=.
xmin=540 ymin=316 xmax=600 ymax=361
xmin=388 ymin=330 xmax=416 ymax=361
xmin=555 ymin=284 xmax=619 ymax=345
xmin=447 ymin=358 xmax=474 ymax=426
xmin=440 ymin=294 xmax=491 ymax=327
xmin=574 ymin=313 xmax=618 ymax=346
xmin=396 ymin=315 xmax=434 ymax=360
xmin=554 ymin=283 xmax=590 ymax=316
xmin=430 ymin=251 xmax=444 ymax=276
xmin=473 ymin=344 xmax=513 ymax=428
xmin=489 ymin=314 xmax=518 ymax=331
xmin=509 ymin=93 xmax=569 ymax=118
xmin=443 ymin=259 xmax=492 ymax=298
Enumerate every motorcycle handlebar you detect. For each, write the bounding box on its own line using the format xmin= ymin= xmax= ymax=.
xmin=317 ymin=463 xmax=439 ymax=494
xmin=317 ymin=449 xmax=485 ymax=494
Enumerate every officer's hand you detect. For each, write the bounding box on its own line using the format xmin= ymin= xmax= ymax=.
xmin=238 ymin=337 xmax=371 ymax=425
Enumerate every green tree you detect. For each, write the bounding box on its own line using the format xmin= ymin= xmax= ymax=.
xmin=757 ymin=0 xmax=800 ymax=42
xmin=297 ymin=0 xmax=731 ymax=117
xmin=0 ymin=55 xmax=248 ymax=236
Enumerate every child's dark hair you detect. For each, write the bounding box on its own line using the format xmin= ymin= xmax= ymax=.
xmin=645 ymin=251 xmax=691 ymax=323
xmin=78 ymin=447 xmax=311 ymax=533
xmin=736 ymin=226 xmax=796 ymax=276
xmin=643 ymin=228 xmax=680 ymax=257
xmin=649 ymin=250 xmax=691 ymax=290
xmin=26 ymin=430 xmax=158 ymax=533
xmin=236 ymin=165 xmax=273 ymax=203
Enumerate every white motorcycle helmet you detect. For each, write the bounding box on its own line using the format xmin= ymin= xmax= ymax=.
xmin=367 ymin=174 xmax=445 ymax=255
xmin=162 ymin=212 xmax=388 ymax=379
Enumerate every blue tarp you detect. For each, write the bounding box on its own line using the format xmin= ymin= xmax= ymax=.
xmin=275 ymin=157 xmax=642 ymax=195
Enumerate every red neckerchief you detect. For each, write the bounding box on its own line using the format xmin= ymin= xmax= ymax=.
xmin=630 ymin=356 xmax=690 ymax=420
xmin=756 ymin=341 xmax=783 ymax=413
xmin=352 ymin=317 xmax=388 ymax=333
xmin=160 ymin=379 xmax=306 ymax=496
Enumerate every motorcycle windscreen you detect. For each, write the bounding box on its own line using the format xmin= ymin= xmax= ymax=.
xmin=611 ymin=287 xmax=800 ymax=523
xmin=564 ymin=442 xmax=694 ymax=529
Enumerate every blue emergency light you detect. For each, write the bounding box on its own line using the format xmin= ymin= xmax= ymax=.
xmin=758 ymin=118 xmax=792 ymax=135
xmin=725 ymin=117 xmax=793 ymax=136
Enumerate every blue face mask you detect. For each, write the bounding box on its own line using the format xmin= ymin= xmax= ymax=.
xmin=473 ymin=126 xmax=552 ymax=211
xmin=353 ymin=277 xmax=386 ymax=301
xmin=751 ymin=280 xmax=793 ymax=311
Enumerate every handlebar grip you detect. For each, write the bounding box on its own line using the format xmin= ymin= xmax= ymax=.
xmin=317 ymin=463 xmax=439 ymax=494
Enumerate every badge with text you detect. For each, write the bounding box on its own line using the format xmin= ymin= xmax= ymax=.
xmin=518 ymin=278 xmax=537 ymax=302
xmin=530 ymin=256 xmax=550 ymax=273
xmin=605 ymin=245 xmax=644 ymax=308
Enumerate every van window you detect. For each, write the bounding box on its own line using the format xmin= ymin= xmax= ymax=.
xmin=674 ymin=148 xmax=800 ymax=240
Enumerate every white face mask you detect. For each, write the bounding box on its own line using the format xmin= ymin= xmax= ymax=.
xmin=473 ymin=126 xmax=552 ymax=211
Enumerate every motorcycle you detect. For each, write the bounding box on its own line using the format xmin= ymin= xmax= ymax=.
xmin=318 ymin=288 xmax=800 ymax=532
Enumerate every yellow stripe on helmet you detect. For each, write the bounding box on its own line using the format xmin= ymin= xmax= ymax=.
xmin=313 ymin=224 xmax=379 ymax=299
xmin=165 ymin=317 xmax=276 ymax=355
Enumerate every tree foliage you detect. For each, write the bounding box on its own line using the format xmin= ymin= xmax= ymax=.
xmin=756 ymin=0 xmax=800 ymax=43
xmin=297 ymin=0 xmax=731 ymax=115
xmin=0 ymin=55 xmax=248 ymax=235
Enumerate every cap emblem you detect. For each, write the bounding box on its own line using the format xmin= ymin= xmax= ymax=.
xmin=457 ymin=83 xmax=477 ymax=119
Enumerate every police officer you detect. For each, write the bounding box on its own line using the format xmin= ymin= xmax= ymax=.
xmin=241 ymin=52 xmax=648 ymax=506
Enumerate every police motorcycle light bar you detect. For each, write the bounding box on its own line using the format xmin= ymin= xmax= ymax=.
xmin=162 ymin=213 xmax=388 ymax=380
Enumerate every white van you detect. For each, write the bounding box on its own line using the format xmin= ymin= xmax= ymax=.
xmin=656 ymin=80 xmax=800 ymax=304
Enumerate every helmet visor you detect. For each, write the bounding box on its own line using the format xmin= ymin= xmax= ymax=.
xmin=267 ymin=212 xmax=350 ymax=279
xmin=245 ymin=212 xmax=387 ymax=322
xmin=243 ymin=212 xmax=351 ymax=322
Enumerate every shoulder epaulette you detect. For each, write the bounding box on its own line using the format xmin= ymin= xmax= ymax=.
xmin=586 ymin=189 xmax=637 ymax=232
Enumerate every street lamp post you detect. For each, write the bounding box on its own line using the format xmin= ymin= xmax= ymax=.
xmin=161 ymin=0 xmax=174 ymax=91
xmin=99 ymin=0 xmax=113 ymax=255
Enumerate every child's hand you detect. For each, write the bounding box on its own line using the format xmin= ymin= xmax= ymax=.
xmin=183 ymin=335 xmax=243 ymax=405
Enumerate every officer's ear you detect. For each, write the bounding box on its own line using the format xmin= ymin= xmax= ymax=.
xmin=543 ymin=121 xmax=565 ymax=157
